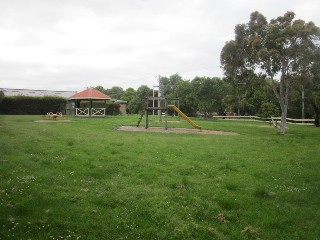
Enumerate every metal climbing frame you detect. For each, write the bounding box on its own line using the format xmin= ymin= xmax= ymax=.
xmin=144 ymin=97 xmax=168 ymax=129
xmin=137 ymin=97 xmax=181 ymax=129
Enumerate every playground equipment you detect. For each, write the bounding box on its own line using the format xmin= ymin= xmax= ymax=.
xmin=47 ymin=112 xmax=62 ymax=120
xmin=137 ymin=97 xmax=201 ymax=130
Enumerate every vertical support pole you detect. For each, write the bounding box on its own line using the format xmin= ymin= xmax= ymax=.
xmin=159 ymin=96 xmax=162 ymax=122
xmin=145 ymin=109 xmax=149 ymax=129
xmin=178 ymin=99 xmax=180 ymax=121
xmin=89 ymin=100 xmax=93 ymax=116
xmin=165 ymin=108 xmax=168 ymax=130
xmin=152 ymin=89 xmax=155 ymax=116
xmin=104 ymin=100 xmax=107 ymax=116
xmin=158 ymin=75 xmax=162 ymax=118
xmin=165 ymin=98 xmax=168 ymax=130
xmin=302 ymin=87 xmax=305 ymax=121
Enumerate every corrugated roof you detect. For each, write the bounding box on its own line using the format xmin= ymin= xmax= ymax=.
xmin=69 ymin=88 xmax=111 ymax=100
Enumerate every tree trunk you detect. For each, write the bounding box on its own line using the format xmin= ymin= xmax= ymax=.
xmin=279 ymin=104 xmax=288 ymax=134
xmin=271 ymin=75 xmax=289 ymax=134
xmin=279 ymin=84 xmax=289 ymax=134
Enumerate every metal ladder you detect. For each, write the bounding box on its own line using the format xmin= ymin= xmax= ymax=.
xmin=137 ymin=111 xmax=144 ymax=127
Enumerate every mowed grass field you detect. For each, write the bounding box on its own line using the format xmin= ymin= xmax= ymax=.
xmin=0 ymin=115 xmax=319 ymax=240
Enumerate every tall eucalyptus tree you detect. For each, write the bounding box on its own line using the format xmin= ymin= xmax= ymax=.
xmin=221 ymin=11 xmax=320 ymax=134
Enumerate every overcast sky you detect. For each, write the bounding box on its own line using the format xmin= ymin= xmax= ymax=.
xmin=0 ymin=0 xmax=319 ymax=91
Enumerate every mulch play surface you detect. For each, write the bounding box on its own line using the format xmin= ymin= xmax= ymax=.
xmin=34 ymin=120 xmax=71 ymax=123
xmin=116 ymin=126 xmax=239 ymax=135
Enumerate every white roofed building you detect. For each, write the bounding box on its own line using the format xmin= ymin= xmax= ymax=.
xmin=0 ymin=88 xmax=77 ymax=98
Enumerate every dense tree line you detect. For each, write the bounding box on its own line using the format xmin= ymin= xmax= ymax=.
xmin=93 ymin=73 xmax=294 ymax=118
xmin=93 ymin=65 xmax=318 ymax=123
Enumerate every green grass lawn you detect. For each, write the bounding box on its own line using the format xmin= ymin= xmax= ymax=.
xmin=0 ymin=115 xmax=319 ymax=240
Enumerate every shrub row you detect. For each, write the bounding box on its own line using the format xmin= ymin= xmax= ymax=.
xmin=0 ymin=96 xmax=67 ymax=115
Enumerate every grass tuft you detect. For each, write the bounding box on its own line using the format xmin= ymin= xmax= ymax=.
xmin=254 ymin=187 xmax=277 ymax=199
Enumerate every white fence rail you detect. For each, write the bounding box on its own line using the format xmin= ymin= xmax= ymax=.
xmin=75 ymin=108 xmax=106 ymax=116
xmin=210 ymin=115 xmax=314 ymax=124
xmin=76 ymin=108 xmax=89 ymax=116
xmin=91 ymin=108 xmax=105 ymax=116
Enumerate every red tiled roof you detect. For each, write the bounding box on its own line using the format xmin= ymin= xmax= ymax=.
xmin=69 ymin=88 xmax=111 ymax=100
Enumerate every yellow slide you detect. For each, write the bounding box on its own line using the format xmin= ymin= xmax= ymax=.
xmin=168 ymin=105 xmax=201 ymax=130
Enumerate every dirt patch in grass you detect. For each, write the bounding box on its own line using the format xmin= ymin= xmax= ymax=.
xmin=116 ymin=126 xmax=239 ymax=135
xmin=260 ymin=125 xmax=278 ymax=128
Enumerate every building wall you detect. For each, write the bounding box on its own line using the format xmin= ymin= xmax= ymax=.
xmin=66 ymin=101 xmax=76 ymax=115
xmin=115 ymin=100 xmax=127 ymax=115
xmin=118 ymin=103 xmax=127 ymax=115
xmin=0 ymin=88 xmax=77 ymax=98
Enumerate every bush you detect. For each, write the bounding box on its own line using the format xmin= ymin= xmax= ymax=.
xmin=106 ymin=103 xmax=120 ymax=115
xmin=259 ymin=102 xmax=280 ymax=118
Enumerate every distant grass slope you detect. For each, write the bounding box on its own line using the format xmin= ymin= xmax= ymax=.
xmin=0 ymin=115 xmax=319 ymax=239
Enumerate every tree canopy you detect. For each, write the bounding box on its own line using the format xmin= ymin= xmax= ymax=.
xmin=221 ymin=11 xmax=320 ymax=133
xmin=106 ymin=86 xmax=124 ymax=100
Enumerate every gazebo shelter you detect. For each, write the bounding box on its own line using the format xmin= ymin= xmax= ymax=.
xmin=69 ymin=88 xmax=111 ymax=117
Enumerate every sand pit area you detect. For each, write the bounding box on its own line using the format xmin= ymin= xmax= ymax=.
xmin=116 ymin=126 xmax=239 ymax=135
xmin=34 ymin=120 xmax=71 ymax=123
